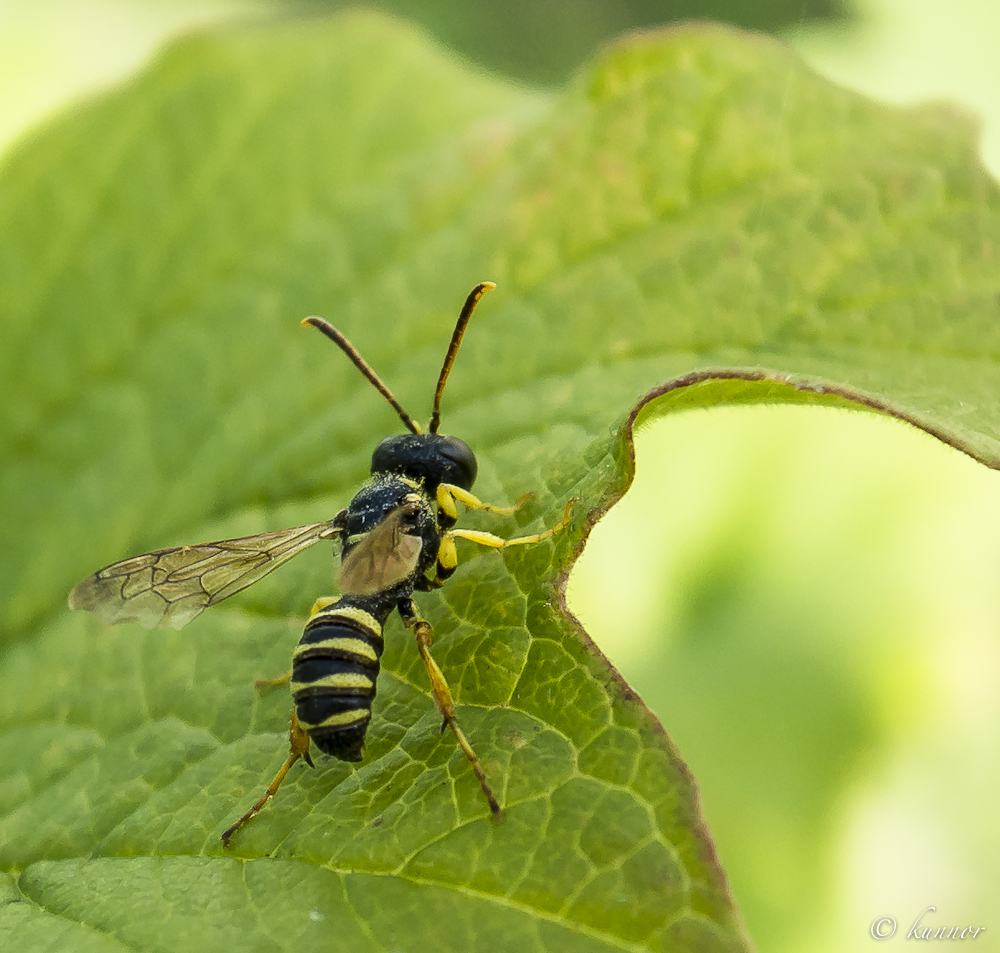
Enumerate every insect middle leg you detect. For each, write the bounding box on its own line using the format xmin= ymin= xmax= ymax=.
xmin=398 ymin=598 xmax=501 ymax=817
xmin=447 ymin=497 xmax=576 ymax=552
xmin=252 ymin=595 xmax=338 ymax=690
xmin=424 ymin=497 xmax=576 ymax=589
xmin=221 ymin=708 xmax=313 ymax=847
xmin=254 ymin=670 xmax=291 ymax=690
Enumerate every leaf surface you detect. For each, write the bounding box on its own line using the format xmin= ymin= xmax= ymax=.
xmin=2 ymin=12 xmax=997 ymax=953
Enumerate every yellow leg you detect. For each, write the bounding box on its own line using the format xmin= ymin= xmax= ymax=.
xmin=449 ymin=498 xmax=576 ymax=550
xmin=439 ymin=483 xmax=533 ymax=519
xmin=253 ymin=595 xmax=337 ymax=689
xmin=421 ymin=532 xmax=460 ymax=589
xmin=401 ymin=605 xmax=501 ymax=817
xmin=254 ymin=670 xmax=291 ymax=690
xmin=221 ymin=709 xmax=312 ymax=847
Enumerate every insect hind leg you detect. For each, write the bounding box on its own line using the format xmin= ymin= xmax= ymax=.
xmin=221 ymin=709 xmax=312 ymax=847
xmin=398 ymin=599 xmax=501 ymax=817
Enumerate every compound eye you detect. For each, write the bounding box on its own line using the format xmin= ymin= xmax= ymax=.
xmin=439 ymin=436 xmax=477 ymax=490
xmin=370 ymin=433 xmax=477 ymax=492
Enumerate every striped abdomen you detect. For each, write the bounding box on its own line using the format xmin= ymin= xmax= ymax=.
xmin=291 ymin=600 xmax=385 ymax=762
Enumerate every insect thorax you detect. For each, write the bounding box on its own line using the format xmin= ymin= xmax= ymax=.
xmin=342 ymin=473 xmax=440 ymax=585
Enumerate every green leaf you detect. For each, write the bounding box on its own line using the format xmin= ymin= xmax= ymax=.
xmin=292 ymin=0 xmax=848 ymax=85
xmin=1 ymin=11 xmax=997 ymax=952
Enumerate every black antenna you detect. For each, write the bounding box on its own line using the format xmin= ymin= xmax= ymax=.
xmin=428 ymin=282 xmax=495 ymax=434
xmin=302 ymin=316 xmax=422 ymax=435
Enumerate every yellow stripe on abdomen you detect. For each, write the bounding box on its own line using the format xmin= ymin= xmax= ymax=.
xmin=292 ymin=635 xmax=379 ymax=665
xmin=298 ymin=707 xmax=370 ymax=730
xmin=292 ymin=599 xmax=386 ymax=762
xmin=291 ymin=671 xmax=374 ymax=693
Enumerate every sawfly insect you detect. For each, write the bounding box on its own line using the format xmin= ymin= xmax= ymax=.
xmin=68 ymin=282 xmax=574 ymax=845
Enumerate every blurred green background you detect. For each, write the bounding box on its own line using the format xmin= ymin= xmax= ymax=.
xmin=2 ymin=1 xmax=997 ymax=950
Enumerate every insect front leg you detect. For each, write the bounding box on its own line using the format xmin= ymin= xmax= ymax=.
xmin=221 ymin=709 xmax=313 ymax=847
xmin=436 ymin=482 xmax=532 ymax=525
xmin=398 ymin=598 xmax=501 ymax=817
xmin=425 ymin=491 xmax=572 ymax=589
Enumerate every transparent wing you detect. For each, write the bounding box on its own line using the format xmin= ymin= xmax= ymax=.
xmin=338 ymin=505 xmax=423 ymax=595
xmin=69 ymin=520 xmax=344 ymax=630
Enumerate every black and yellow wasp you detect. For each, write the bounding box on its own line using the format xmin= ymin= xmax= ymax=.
xmin=69 ymin=283 xmax=574 ymax=844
